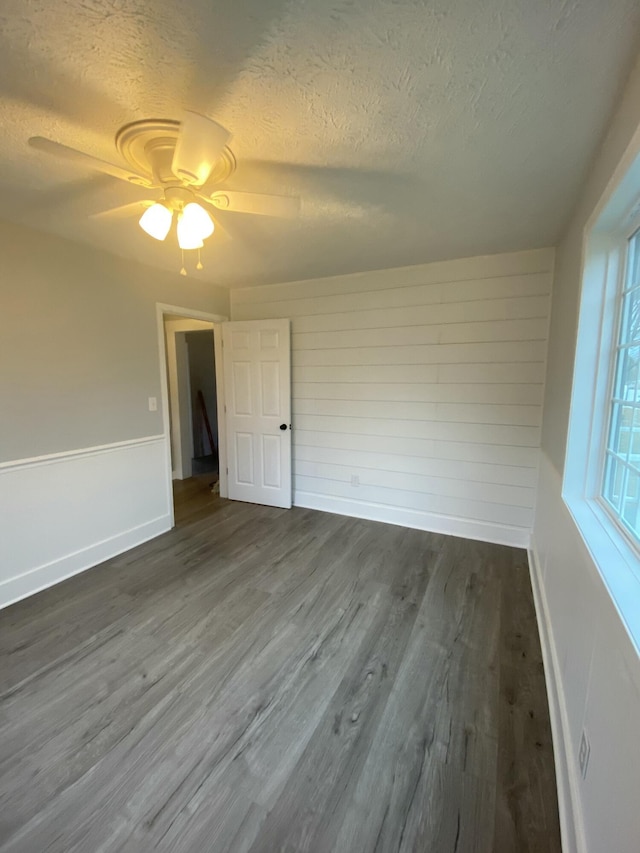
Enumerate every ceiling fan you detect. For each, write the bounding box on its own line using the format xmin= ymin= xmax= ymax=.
xmin=29 ymin=111 xmax=300 ymax=274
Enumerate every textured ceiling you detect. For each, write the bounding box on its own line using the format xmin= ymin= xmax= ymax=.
xmin=0 ymin=0 xmax=639 ymax=288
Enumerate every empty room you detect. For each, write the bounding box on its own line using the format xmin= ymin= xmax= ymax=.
xmin=1 ymin=1 xmax=640 ymax=851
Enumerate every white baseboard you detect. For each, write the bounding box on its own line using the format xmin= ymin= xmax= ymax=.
xmin=0 ymin=435 xmax=173 ymax=611
xmin=528 ymin=543 xmax=585 ymax=853
xmin=294 ymin=491 xmax=530 ymax=548
xmin=0 ymin=514 xmax=171 ymax=610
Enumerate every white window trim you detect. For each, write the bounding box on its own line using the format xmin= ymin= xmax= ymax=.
xmin=564 ymin=136 xmax=640 ymax=656
xmin=599 ymin=221 xmax=640 ymax=551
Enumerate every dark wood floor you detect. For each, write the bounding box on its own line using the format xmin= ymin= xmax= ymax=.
xmin=0 ymin=479 xmax=561 ymax=852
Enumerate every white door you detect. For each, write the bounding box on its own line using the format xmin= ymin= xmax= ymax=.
xmin=223 ymin=319 xmax=291 ymax=508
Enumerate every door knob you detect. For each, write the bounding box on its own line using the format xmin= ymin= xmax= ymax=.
xmin=280 ymin=423 xmax=287 ymax=430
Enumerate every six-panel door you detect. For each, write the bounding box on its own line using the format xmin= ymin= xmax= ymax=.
xmin=222 ymin=319 xmax=292 ymax=508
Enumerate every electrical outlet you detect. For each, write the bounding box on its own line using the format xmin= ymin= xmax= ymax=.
xmin=579 ymin=730 xmax=590 ymax=779
xmin=350 ymin=474 xmax=360 ymax=487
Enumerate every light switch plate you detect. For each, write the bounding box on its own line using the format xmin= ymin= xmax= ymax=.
xmin=148 ymin=397 xmax=158 ymax=412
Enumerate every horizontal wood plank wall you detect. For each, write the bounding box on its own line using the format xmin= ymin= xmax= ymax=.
xmin=231 ymin=249 xmax=554 ymax=546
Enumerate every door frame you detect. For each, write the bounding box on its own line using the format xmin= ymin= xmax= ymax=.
xmin=156 ymin=303 xmax=228 ymax=526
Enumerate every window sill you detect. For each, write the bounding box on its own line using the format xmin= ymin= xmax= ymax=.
xmin=564 ymin=492 xmax=640 ymax=655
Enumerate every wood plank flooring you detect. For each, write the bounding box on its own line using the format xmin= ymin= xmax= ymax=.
xmin=0 ymin=478 xmax=561 ymax=852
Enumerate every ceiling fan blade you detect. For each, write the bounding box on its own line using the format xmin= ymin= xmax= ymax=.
xmin=195 ymin=197 xmax=253 ymax=246
xmin=29 ymin=137 xmax=152 ymax=188
xmin=238 ymin=160 xmax=421 ymax=216
xmin=171 ymin=112 xmax=231 ymax=186
xmin=206 ymin=190 xmax=300 ymax=217
xmin=89 ymin=201 xmax=154 ymax=220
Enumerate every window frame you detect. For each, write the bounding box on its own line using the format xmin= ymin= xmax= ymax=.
xmin=598 ymin=220 xmax=640 ymax=555
xmin=563 ymin=144 xmax=640 ymax=654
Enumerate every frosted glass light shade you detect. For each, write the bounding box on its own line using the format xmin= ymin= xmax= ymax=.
xmin=181 ymin=202 xmax=214 ymax=239
xmin=177 ymin=213 xmax=204 ymax=250
xmin=177 ymin=203 xmax=213 ymax=249
xmin=139 ymin=203 xmax=172 ymax=240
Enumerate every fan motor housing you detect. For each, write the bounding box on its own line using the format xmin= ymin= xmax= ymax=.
xmin=163 ymin=185 xmax=198 ymax=211
xmin=115 ymin=119 xmax=236 ymax=186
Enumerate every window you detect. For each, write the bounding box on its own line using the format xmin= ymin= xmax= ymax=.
xmin=602 ymin=227 xmax=640 ymax=545
xmin=563 ymin=150 xmax=640 ymax=650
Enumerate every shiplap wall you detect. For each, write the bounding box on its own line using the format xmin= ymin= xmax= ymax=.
xmin=232 ymin=248 xmax=553 ymax=546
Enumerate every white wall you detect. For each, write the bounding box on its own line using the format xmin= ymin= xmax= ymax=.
xmin=232 ymin=248 xmax=553 ymax=547
xmin=532 ymin=54 xmax=640 ymax=853
xmin=0 ymin=437 xmax=170 ymax=607
xmin=0 ymin=219 xmax=229 ymax=609
xmin=531 ymin=457 xmax=640 ymax=853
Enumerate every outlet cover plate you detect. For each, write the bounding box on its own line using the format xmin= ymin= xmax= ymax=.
xmin=579 ymin=730 xmax=590 ymax=779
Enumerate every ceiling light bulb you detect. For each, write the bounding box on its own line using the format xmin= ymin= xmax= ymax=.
xmin=139 ymin=203 xmax=172 ymax=241
xmin=177 ymin=212 xmax=205 ymax=250
xmin=181 ymin=202 xmax=214 ymax=240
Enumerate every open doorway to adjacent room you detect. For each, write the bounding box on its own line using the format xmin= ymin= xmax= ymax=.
xmin=184 ymin=328 xmax=218 ymax=480
xmin=157 ymin=304 xmax=227 ymax=526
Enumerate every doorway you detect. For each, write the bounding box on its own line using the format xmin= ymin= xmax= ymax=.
xmin=156 ymin=304 xmax=227 ymax=527
xmin=185 ymin=329 xmax=218 ymax=478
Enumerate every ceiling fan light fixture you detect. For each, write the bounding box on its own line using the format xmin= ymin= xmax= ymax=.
xmin=177 ymin=212 xmax=205 ymax=250
xmin=182 ymin=202 xmax=214 ymax=239
xmin=139 ymin=202 xmax=172 ymax=241
xmin=177 ymin=203 xmax=213 ymax=250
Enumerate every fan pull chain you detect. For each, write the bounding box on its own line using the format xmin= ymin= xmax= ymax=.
xmin=180 ymin=249 xmax=187 ymax=277
xmin=196 ymin=247 xmax=204 ymax=271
